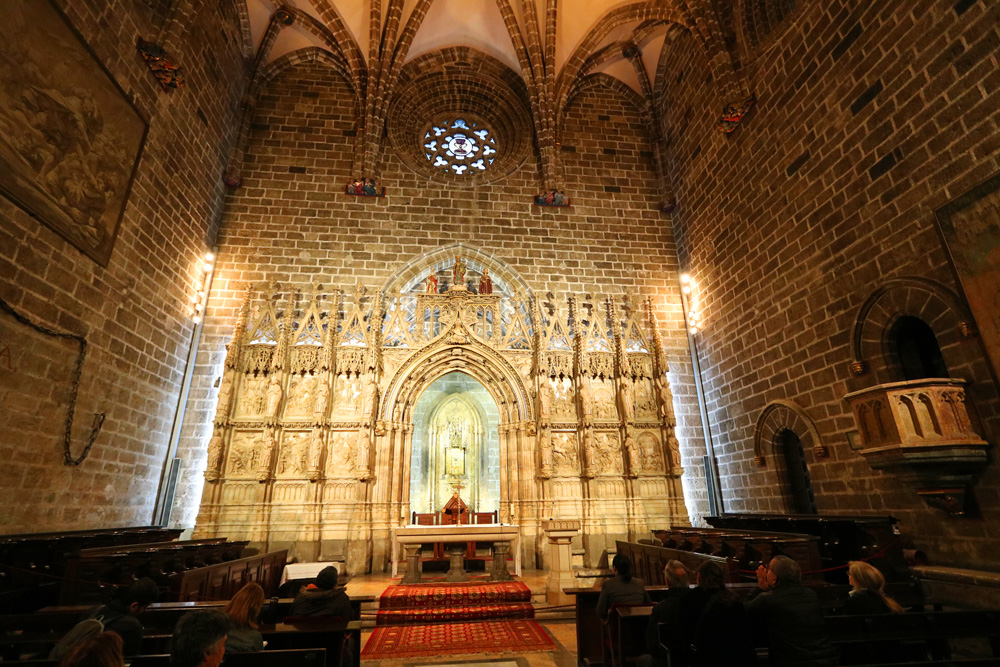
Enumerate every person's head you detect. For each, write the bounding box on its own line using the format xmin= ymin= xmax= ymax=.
xmin=847 ymin=560 xmax=884 ymax=592
xmin=60 ymin=632 xmax=124 ymax=667
xmin=611 ymin=554 xmax=633 ymax=583
xmin=664 ymin=560 xmax=690 ymax=588
xmin=223 ymin=582 xmax=265 ymax=630
xmin=768 ymin=555 xmax=801 ymax=586
xmin=315 ymin=566 xmax=339 ymax=590
xmin=697 ymin=561 xmax=726 ymax=590
xmin=171 ymin=610 xmax=229 ymax=667
xmin=112 ymin=577 xmax=159 ymax=616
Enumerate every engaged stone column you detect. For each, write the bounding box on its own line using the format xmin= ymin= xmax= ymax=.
xmin=542 ymin=519 xmax=581 ymax=605
xmin=490 ymin=541 xmax=513 ymax=582
xmin=402 ymin=544 xmax=422 ymax=584
xmin=445 ymin=545 xmax=469 ymax=582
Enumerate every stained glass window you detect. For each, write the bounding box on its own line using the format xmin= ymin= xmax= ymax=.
xmin=424 ymin=118 xmax=496 ymax=175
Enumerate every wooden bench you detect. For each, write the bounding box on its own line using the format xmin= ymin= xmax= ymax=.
xmin=0 ymin=648 xmax=328 ymax=667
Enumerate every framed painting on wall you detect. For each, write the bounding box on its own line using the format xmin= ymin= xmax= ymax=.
xmin=934 ymin=172 xmax=1000 ymax=385
xmin=0 ymin=0 xmax=148 ymax=267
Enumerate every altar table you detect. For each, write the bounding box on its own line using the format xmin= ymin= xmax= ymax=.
xmin=390 ymin=523 xmax=521 ymax=577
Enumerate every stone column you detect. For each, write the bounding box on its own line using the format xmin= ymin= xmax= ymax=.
xmin=402 ymin=544 xmax=422 ymax=584
xmin=445 ymin=545 xmax=469 ymax=582
xmin=542 ymin=519 xmax=581 ymax=605
xmin=490 ymin=541 xmax=513 ymax=582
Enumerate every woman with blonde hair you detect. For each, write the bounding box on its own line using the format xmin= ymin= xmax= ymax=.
xmin=845 ymin=561 xmax=904 ymax=614
xmin=222 ymin=582 xmax=265 ymax=652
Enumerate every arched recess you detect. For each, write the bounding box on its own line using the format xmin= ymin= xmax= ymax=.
xmin=373 ymin=331 xmax=534 ymax=526
xmin=850 ymin=277 xmax=977 ymax=384
xmin=382 ymin=244 xmax=534 ymax=299
xmin=752 ymin=400 xmax=823 ymax=514
xmin=752 ymin=400 xmax=827 ymax=465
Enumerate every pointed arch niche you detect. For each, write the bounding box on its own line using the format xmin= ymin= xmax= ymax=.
xmin=409 ymin=372 xmax=501 ymax=515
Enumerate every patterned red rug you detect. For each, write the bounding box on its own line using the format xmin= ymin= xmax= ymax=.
xmin=361 ymin=620 xmax=556 ymax=659
xmin=379 ymin=581 xmax=532 ymax=609
xmin=376 ymin=602 xmax=534 ymax=625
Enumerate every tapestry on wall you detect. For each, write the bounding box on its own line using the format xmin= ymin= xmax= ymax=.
xmin=0 ymin=0 xmax=148 ymax=267
xmin=934 ymin=172 xmax=1000 ymax=386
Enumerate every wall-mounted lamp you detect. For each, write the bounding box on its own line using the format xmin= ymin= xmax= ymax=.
xmin=680 ymin=273 xmax=699 ymax=334
xmin=190 ymin=251 xmax=216 ymax=324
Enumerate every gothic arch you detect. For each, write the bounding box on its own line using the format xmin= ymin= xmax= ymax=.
xmin=850 ymin=277 xmax=976 ymax=383
xmin=752 ymin=399 xmax=826 ymax=466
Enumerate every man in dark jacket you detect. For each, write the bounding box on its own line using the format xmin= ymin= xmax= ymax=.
xmin=288 ymin=566 xmax=353 ymax=620
xmin=745 ymin=555 xmax=837 ymax=667
xmin=643 ymin=560 xmax=690 ymax=667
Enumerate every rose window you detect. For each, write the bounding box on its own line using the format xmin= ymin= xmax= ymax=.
xmin=424 ymin=118 xmax=497 ymax=175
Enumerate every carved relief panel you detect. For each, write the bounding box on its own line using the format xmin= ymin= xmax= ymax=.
xmin=284 ymin=374 xmax=316 ymax=419
xmin=551 ymin=431 xmax=580 ymax=475
xmin=334 ymin=374 xmax=362 ymax=416
xmin=237 ymin=376 xmax=268 ymax=417
xmin=634 ymin=379 xmax=657 ymax=420
xmin=550 ymin=377 xmax=577 ymax=422
xmin=228 ymin=431 xmax=263 ymax=476
xmin=277 ymin=431 xmax=310 ymax=477
xmin=637 ymin=431 xmax=663 ymax=473
xmin=326 ymin=430 xmax=357 ymax=478
xmin=592 ymin=431 xmax=623 ymax=475
xmin=592 ymin=379 xmax=617 ymax=421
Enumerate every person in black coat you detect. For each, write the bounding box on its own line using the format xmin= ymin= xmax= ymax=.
xmin=681 ymin=561 xmax=756 ymax=667
xmin=745 ymin=555 xmax=838 ymax=667
xmin=840 ymin=561 xmax=904 ymax=664
xmin=288 ymin=566 xmax=353 ymax=620
xmin=596 ymin=554 xmax=651 ymax=621
xmin=86 ymin=578 xmax=159 ymax=657
xmin=644 ymin=560 xmax=691 ymax=667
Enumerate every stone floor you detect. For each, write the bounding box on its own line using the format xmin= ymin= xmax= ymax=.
xmin=343 ymin=569 xmax=580 ymax=667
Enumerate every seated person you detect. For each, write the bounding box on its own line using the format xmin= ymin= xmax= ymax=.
xmin=596 ymin=554 xmax=651 ymax=621
xmin=840 ymin=561 xmax=903 ymax=665
xmin=745 ymin=555 xmax=837 ymax=667
xmin=59 ymin=632 xmax=125 ymax=667
xmin=86 ymin=577 xmax=159 ymax=657
xmin=222 ymin=582 xmax=265 ymax=652
xmin=170 ymin=610 xmax=229 ymax=667
xmin=644 ymin=560 xmax=690 ymax=667
xmin=288 ymin=566 xmax=353 ymax=620
xmin=680 ymin=561 xmax=755 ymax=667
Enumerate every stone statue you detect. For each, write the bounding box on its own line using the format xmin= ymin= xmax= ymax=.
xmin=306 ymin=429 xmax=323 ymax=481
xmin=452 ymin=256 xmax=467 ymax=289
xmin=581 ymin=427 xmax=595 ymax=476
xmin=618 ymin=380 xmax=634 ymax=424
xmin=537 ymin=383 xmax=552 ymax=428
xmin=313 ymin=376 xmax=330 ymax=423
xmin=363 ymin=375 xmax=379 ymax=424
xmin=623 ymin=430 xmax=639 ymax=477
xmin=657 ymin=379 xmax=676 ymax=426
xmin=257 ymin=428 xmax=276 ymax=481
xmin=205 ymin=430 xmax=223 ymax=480
xmin=478 ymin=268 xmax=493 ymax=294
xmin=215 ymin=375 xmax=233 ymax=423
xmin=578 ymin=379 xmax=593 ymax=425
xmin=357 ymin=428 xmax=372 ymax=479
xmin=539 ymin=427 xmax=553 ymax=477
xmin=425 ymin=271 xmax=438 ymax=293
xmin=265 ymin=375 xmax=283 ymax=419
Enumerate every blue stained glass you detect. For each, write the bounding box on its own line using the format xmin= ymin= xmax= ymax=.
xmin=425 ymin=118 xmax=496 ymax=176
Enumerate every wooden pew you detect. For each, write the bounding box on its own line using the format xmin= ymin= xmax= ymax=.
xmin=0 ymin=648 xmax=328 ymax=667
xmin=707 ymin=513 xmax=907 ymax=583
xmin=615 ymin=540 xmax=741 ymax=585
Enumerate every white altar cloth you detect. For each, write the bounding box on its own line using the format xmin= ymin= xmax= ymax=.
xmin=390 ymin=523 xmax=521 ymax=576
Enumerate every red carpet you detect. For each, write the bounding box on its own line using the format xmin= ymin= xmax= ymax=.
xmin=376 ymin=602 xmax=534 ymax=625
xmin=361 ymin=619 xmax=556 ymax=659
xmin=379 ymin=581 xmax=532 ymax=608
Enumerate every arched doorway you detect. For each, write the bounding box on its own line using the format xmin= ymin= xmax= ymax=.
xmin=409 ymin=372 xmax=501 ymax=516
xmin=777 ymin=429 xmax=817 ymax=515
xmin=889 ymin=315 xmax=948 ymax=380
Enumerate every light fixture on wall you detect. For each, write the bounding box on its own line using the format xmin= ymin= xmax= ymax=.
xmin=680 ymin=273 xmax=699 ymax=334
xmin=190 ymin=251 xmax=216 ymax=324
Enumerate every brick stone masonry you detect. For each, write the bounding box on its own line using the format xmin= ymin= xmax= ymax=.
xmin=0 ymin=0 xmax=247 ymax=530
xmin=1 ymin=0 xmax=999 ymax=571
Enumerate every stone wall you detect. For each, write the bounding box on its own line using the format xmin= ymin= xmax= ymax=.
xmin=660 ymin=0 xmax=1000 ymax=568
xmin=0 ymin=0 xmax=247 ymax=531
xmin=171 ymin=59 xmax=701 ymax=534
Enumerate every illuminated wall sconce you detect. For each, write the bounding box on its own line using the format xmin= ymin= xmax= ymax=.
xmin=680 ymin=273 xmax=699 ymax=334
xmin=190 ymin=251 xmax=216 ymax=324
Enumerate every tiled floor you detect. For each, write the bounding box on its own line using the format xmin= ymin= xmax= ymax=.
xmin=346 ymin=570 xmax=579 ymax=667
